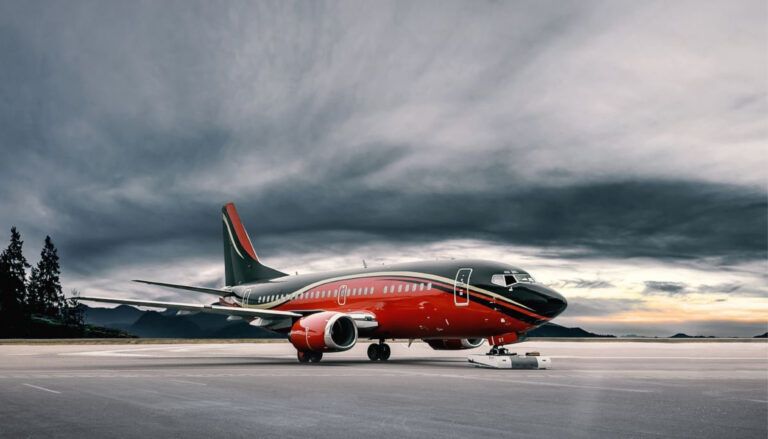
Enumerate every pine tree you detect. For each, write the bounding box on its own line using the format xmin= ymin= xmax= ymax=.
xmin=0 ymin=227 xmax=30 ymax=336
xmin=63 ymin=289 xmax=85 ymax=327
xmin=27 ymin=236 xmax=64 ymax=318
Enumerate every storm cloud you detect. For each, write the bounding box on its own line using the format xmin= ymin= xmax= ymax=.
xmin=0 ymin=1 xmax=765 ymax=335
xmin=644 ymin=281 xmax=688 ymax=296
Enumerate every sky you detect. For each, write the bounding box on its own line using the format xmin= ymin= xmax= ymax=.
xmin=0 ymin=0 xmax=765 ymax=336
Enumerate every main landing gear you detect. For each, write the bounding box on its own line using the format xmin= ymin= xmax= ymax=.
xmin=297 ymin=351 xmax=323 ymax=363
xmin=367 ymin=340 xmax=391 ymax=361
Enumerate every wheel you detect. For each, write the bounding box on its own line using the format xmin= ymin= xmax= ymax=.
xmin=367 ymin=344 xmax=380 ymax=361
xmin=379 ymin=343 xmax=391 ymax=361
xmin=297 ymin=351 xmax=311 ymax=363
xmin=309 ymin=352 xmax=323 ymax=363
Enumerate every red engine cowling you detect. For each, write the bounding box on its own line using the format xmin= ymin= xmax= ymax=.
xmin=289 ymin=311 xmax=358 ymax=352
xmin=425 ymin=338 xmax=485 ymax=350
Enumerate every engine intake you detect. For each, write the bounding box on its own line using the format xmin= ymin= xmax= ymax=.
xmin=289 ymin=311 xmax=358 ymax=352
xmin=425 ymin=338 xmax=485 ymax=350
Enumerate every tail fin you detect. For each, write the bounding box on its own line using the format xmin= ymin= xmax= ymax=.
xmin=222 ymin=202 xmax=286 ymax=285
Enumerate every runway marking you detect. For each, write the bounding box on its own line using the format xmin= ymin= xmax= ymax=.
xmin=554 ymin=356 xmax=767 ymax=360
xmin=166 ymin=379 xmax=207 ymax=386
xmin=363 ymin=368 xmax=652 ymax=393
xmin=22 ymin=383 xmax=61 ymax=394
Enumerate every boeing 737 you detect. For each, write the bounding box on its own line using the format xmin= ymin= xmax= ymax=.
xmin=82 ymin=203 xmax=568 ymax=363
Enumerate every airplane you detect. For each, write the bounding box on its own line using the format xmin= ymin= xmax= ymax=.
xmin=81 ymin=203 xmax=568 ymax=363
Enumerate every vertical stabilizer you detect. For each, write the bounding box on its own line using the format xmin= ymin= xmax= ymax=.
xmin=222 ymin=203 xmax=286 ymax=285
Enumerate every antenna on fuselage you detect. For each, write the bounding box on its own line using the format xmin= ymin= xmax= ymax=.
xmin=362 ymin=259 xmax=368 ymax=269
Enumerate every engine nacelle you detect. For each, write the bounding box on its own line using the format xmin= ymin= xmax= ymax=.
xmin=289 ymin=311 xmax=358 ymax=353
xmin=425 ymin=338 xmax=485 ymax=350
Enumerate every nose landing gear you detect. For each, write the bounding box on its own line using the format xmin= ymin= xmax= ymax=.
xmin=367 ymin=340 xmax=391 ymax=361
xmin=469 ymin=346 xmax=551 ymax=369
xmin=488 ymin=345 xmax=509 ymax=356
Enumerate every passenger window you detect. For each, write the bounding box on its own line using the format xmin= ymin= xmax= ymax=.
xmin=427 ymin=283 xmax=432 ymax=290
xmin=383 ymin=286 xmax=388 ymax=294
xmin=405 ymin=284 xmax=410 ymax=292
xmin=397 ymin=285 xmax=402 ymax=293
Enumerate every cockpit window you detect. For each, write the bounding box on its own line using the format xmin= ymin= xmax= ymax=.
xmin=491 ymin=273 xmax=536 ymax=287
xmin=515 ymin=273 xmax=535 ymax=283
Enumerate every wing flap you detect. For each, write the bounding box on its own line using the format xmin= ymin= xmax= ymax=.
xmin=132 ymin=280 xmax=232 ymax=296
xmin=79 ymin=296 xmax=301 ymax=319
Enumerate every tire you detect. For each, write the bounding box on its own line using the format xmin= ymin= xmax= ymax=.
xmin=379 ymin=343 xmax=391 ymax=361
xmin=309 ymin=352 xmax=323 ymax=363
xmin=297 ymin=351 xmax=310 ymax=363
xmin=367 ymin=344 xmax=380 ymax=361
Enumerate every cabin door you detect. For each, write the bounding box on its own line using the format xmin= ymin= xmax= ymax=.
xmin=454 ymin=268 xmax=472 ymax=307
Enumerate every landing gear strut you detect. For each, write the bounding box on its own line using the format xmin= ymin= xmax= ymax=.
xmin=487 ymin=346 xmax=509 ymax=356
xmin=367 ymin=340 xmax=391 ymax=361
xmin=297 ymin=351 xmax=323 ymax=363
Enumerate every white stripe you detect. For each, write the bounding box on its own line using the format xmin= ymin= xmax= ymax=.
xmin=240 ymin=270 xmax=535 ymax=313
xmin=222 ymin=214 xmax=244 ymax=259
xmin=22 ymin=383 xmax=61 ymax=394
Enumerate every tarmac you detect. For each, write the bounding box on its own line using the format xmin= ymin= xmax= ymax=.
xmin=1 ymin=341 xmax=766 ymax=438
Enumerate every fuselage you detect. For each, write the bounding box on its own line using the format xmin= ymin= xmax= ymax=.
xmin=225 ymin=259 xmax=567 ymax=340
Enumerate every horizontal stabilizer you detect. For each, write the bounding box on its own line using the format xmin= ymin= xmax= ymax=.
xmin=132 ymin=280 xmax=232 ymax=296
xmin=79 ymin=296 xmax=301 ymax=319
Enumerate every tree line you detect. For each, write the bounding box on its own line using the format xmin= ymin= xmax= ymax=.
xmin=0 ymin=227 xmax=83 ymax=337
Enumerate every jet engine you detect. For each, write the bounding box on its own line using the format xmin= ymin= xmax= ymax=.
xmin=289 ymin=311 xmax=358 ymax=352
xmin=425 ymin=338 xmax=485 ymax=350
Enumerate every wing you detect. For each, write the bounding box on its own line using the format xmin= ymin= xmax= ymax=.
xmin=132 ymin=280 xmax=232 ymax=296
xmin=79 ymin=296 xmax=301 ymax=319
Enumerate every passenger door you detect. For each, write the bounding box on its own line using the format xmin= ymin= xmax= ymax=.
xmin=454 ymin=268 xmax=472 ymax=306
xmin=337 ymin=284 xmax=348 ymax=306
xmin=243 ymin=288 xmax=253 ymax=307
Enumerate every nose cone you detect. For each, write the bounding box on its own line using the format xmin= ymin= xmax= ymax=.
xmin=510 ymin=283 xmax=568 ymax=319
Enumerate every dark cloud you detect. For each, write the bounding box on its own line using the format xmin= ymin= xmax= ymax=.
xmin=641 ymin=281 xmax=766 ymax=298
xmin=552 ymin=279 xmax=615 ymax=289
xmin=0 ymin=0 xmax=765 ymax=342
xmin=696 ymin=282 xmax=742 ymax=294
xmin=644 ymin=281 xmax=687 ymax=295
